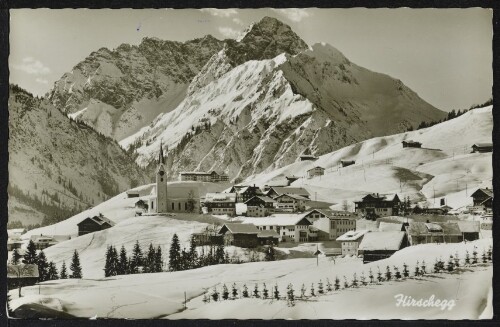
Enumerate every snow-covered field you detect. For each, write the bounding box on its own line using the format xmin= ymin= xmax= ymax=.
xmin=10 ymin=239 xmax=492 ymax=319
xmin=244 ymin=106 xmax=492 ymax=210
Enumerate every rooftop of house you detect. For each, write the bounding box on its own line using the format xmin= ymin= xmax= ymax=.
xmin=307 ymin=166 xmax=325 ymax=172
xmin=275 ymin=193 xmax=310 ymax=201
xmin=378 ymin=222 xmax=404 ymax=232
xmin=205 ymin=192 xmax=237 ymax=202
xmin=471 ymin=188 xmax=493 ymax=198
xmin=405 ymin=222 xmax=462 ymax=235
xmin=268 ymin=186 xmax=310 ymax=197
xmin=304 ymin=208 xmax=356 ymax=219
xmin=242 ymin=214 xmax=312 ymax=227
xmin=358 ymin=193 xmax=399 ymax=202
xmin=77 ymin=215 xmax=115 ymax=227
xmin=336 ymin=230 xmax=369 ymax=242
xmin=257 ymin=230 xmax=280 ymax=238
xmin=455 ymin=221 xmax=480 ymax=233
xmin=219 ymin=223 xmax=260 ymax=235
xmin=358 ymin=231 xmax=406 ymax=251
xmin=245 ymin=195 xmax=276 ymax=204
xmin=472 ymin=143 xmax=493 ymax=148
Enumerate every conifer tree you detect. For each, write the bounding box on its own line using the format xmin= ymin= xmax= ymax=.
xmin=242 ymin=284 xmax=249 ymax=298
xmin=47 ymin=261 xmax=59 ymax=280
xmin=154 ymin=246 xmax=163 ymax=273
xmin=263 ymin=283 xmax=269 ymax=299
xmin=301 ymin=283 xmax=307 ymax=297
xmin=232 ymin=283 xmax=238 ymax=299
xmin=326 ymin=278 xmax=333 ymax=292
xmin=215 ymin=243 xmax=225 ymax=264
xmin=465 ymin=250 xmax=471 ymax=265
xmin=253 ymin=284 xmax=260 ymax=298
xmin=487 ymin=246 xmax=492 ymax=261
xmin=454 ymin=252 xmax=460 ymax=268
xmin=352 ymin=273 xmax=358 ymax=287
xmin=60 ymin=261 xmax=68 ymax=279
xmin=211 ymin=286 xmax=219 ymax=302
xmin=334 ymin=276 xmax=340 ymax=290
xmin=273 ymin=284 xmax=280 ymax=300
xmin=385 ymin=266 xmax=392 ymax=280
xmin=377 ymin=267 xmax=383 ymax=282
xmin=414 ymin=261 xmax=420 ymax=276
xmin=360 ymin=272 xmax=367 ymax=286
xmin=180 ymin=248 xmax=188 ymax=271
xmin=368 ymin=268 xmax=374 ymax=283
xmin=118 ymin=245 xmax=128 ymax=275
xmin=286 ymin=284 xmax=295 ymax=307
xmin=402 ymin=263 xmax=409 ymax=278
xmin=70 ymin=250 xmax=82 ymax=278
xmin=202 ymin=292 xmax=210 ymax=303
xmin=310 ymin=283 xmax=316 ymax=296
xmin=23 ymin=240 xmax=38 ymax=264
xmin=188 ymin=236 xmax=198 ymax=269
xmin=447 ymin=256 xmax=455 ymax=272
xmin=145 ymin=243 xmax=156 ymax=273
xmin=434 ymin=259 xmax=440 ymax=273
xmin=421 ymin=260 xmax=427 ymax=275
xmin=472 ymin=248 xmax=478 ymax=264
xmin=482 ymin=249 xmax=487 ymax=263
xmin=394 ymin=267 xmax=402 ymax=280
xmin=37 ymin=251 xmax=49 ymax=281
xmin=109 ymin=246 xmax=119 ymax=276
xmin=11 ymin=248 xmax=22 ymax=265
xmin=222 ymin=284 xmax=229 ymax=300
xmin=318 ymin=279 xmax=324 ymax=294
xmin=104 ymin=246 xmax=113 ymax=277
xmin=344 ymin=276 xmax=349 ymax=289
xmin=130 ymin=241 xmax=143 ymax=273
xmin=169 ymin=234 xmax=181 ymax=271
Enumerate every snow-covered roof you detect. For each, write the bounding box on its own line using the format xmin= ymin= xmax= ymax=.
xmin=472 ymin=143 xmax=493 ymax=148
xmin=269 ymin=186 xmax=310 ymax=197
xmin=77 ymin=215 xmax=115 ymax=227
xmin=257 ymin=230 xmax=280 ymax=238
xmin=378 ymin=222 xmax=404 ymax=232
xmin=205 ymin=192 xmax=236 ymax=202
xmin=456 ymin=221 xmax=480 ymax=233
xmin=7 ymin=228 xmax=25 ymax=237
xmin=307 ymin=166 xmax=325 ymax=172
xmin=358 ymin=231 xmax=406 ymax=251
xmin=245 ymin=195 xmax=276 ymax=204
xmin=304 ymin=209 xmax=355 ymax=219
xmin=242 ymin=214 xmax=312 ymax=227
xmin=275 ymin=193 xmax=309 ymax=201
xmin=219 ymin=223 xmax=260 ymax=235
xmin=406 ymin=222 xmax=462 ymax=236
xmin=355 ymin=219 xmax=379 ymax=232
xmin=336 ymin=230 xmax=369 ymax=242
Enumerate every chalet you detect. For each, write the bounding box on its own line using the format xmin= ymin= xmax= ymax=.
xmin=204 ymin=192 xmax=236 ymax=216
xmin=242 ymin=215 xmax=315 ymax=243
xmin=336 ymin=230 xmax=369 ymax=256
xmin=354 ymin=193 xmax=402 ymax=219
xmin=179 ymin=171 xmax=229 ymax=183
xmin=229 ymin=185 xmax=264 ymax=203
xmin=266 ymin=186 xmax=310 ymax=199
xmin=7 ymin=238 xmax=23 ymax=251
xmin=405 ymin=222 xmax=462 ymax=245
xmin=7 ymin=264 xmax=39 ymax=292
xmin=257 ymin=230 xmax=280 ymax=245
xmin=30 ymin=234 xmax=72 ymax=250
xmin=402 ymin=140 xmax=422 ymax=148
xmin=471 ymin=143 xmax=493 ymax=153
xmin=358 ymin=231 xmax=408 ymax=263
xmin=299 ymin=154 xmax=318 ymax=161
xmin=470 ymin=188 xmax=493 ymax=210
xmin=305 ymin=209 xmax=357 ymax=240
xmin=77 ymin=215 xmax=114 ymax=236
xmin=218 ymin=223 xmax=260 ymax=248
xmin=307 ymin=166 xmax=325 ymax=179
xmin=274 ymin=193 xmax=309 ymax=212
xmin=245 ymin=196 xmax=276 ymax=217
xmin=191 ymin=228 xmax=222 ymax=246
xmin=456 ymin=221 xmax=480 ymax=241
xmin=340 ymin=160 xmax=355 ymax=167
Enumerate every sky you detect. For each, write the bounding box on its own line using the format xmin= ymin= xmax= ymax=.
xmin=9 ymin=8 xmax=492 ymax=111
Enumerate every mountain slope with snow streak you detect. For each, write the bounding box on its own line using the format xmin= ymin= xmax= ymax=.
xmin=244 ymin=106 xmax=493 ymax=209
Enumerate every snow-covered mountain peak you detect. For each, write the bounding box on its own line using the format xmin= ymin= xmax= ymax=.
xmin=307 ymin=42 xmax=350 ymax=65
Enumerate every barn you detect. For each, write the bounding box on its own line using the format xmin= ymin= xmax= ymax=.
xmin=358 ymin=231 xmax=408 ymax=263
xmin=77 ymin=214 xmax=115 ymax=236
xmin=218 ymin=223 xmax=260 ymax=248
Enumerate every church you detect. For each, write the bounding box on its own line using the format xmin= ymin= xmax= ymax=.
xmin=147 ymin=142 xmax=200 ymax=214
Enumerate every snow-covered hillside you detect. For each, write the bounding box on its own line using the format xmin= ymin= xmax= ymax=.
xmin=244 ymin=106 xmax=493 ymax=210
xmin=10 ymin=239 xmax=493 ymax=319
xmin=121 ymin=17 xmax=445 ymax=182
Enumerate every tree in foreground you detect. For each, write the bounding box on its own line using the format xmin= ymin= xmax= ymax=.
xmin=334 ymin=276 xmax=340 ymax=290
xmin=385 ymin=266 xmax=392 ymax=280
xmin=326 ymin=278 xmax=333 ymax=292
xmin=394 ymin=267 xmax=402 ymax=280
xmin=23 ymin=240 xmax=37 ymax=264
xmin=222 ymin=284 xmax=229 ymax=300
xmin=273 ymin=284 xmax=280 ymax=300
xmin=211 ymin=286 xmax=219 ymax=302
xmin=47 ymin=261 xmax=59 ymax=280
xmin=310 ymin=283 xmax=316 ymax=296
xmin=472 ymin=248 xmax=478 ymax=264
xmin=70 ymin=250 xmax=82 ymax=278
xmin=118 ymin=245 xmax=128 ymax=275
xmin=368 ymin=268 xmax=374 ymax=283
xmin=11 ymin=248 xmax=22 ymax=265
xmin=351 ymin=273 xmax=358 ymax=287
xmin=60 ymin=261 xmax=68 ymax=279
xmin=37 ymin=251 xmax=49 ymax=282
xmin=265 ymin=244 xmax=276 ymax=261
xmin=253 ymin=284 xmax=260 ymax=298
xmin=168 ymin=234 xmax=181 ymax=272
xmin=377 ymin=268 xmax=383 ymax=283
xmin=318 ymin=279 xmax=324 ymax=294
xmin=262 ymin=283 xmax=269 ymax=299
xmin=286 ymin=284 xmax=295 ymax=307
xmin=360 ymin=272 xmax=367 ymax=286
xmin=402 ymin=263 xmax=409 ymax=278
xmin=421 ymin=260 xmax=427 ymax=275
xmin=300 ymin=283 xmax=307 ymax=297
xmin=231 ymin=283 xmax=238 ymax=299
xmin=155 ymin=246 xmax=164 ymax=273
xmin=242 ymin=284 xmax=249 ymax=298
xmin=130 ymin=241 xmax=143 ymax=273
xmin=465 ymin=250 xmax=471 ymax=265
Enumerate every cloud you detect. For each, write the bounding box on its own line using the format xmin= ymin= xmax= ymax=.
xmin=35 ymin=77 xmax=49 ymax=84
xmin=232 ymin=17 xmax=244 ymax=26
xmin=200 ymin=8 xmax=238 ymax=18
xmin=12 ymin=57 xmax=51 ymax=75
xmin=271 ymin=9 xmax=312 ymax=22
xmin=218 ymin=26 xmax=240 ymax=39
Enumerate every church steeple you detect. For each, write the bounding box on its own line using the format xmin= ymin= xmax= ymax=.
xmin=158 ymin=140 xmax=165 ymax=165
xmin=156 ymin=140 xmax=168 ymax=213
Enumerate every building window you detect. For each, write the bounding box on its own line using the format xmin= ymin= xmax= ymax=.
xmin=172 ymin=203 xmax=174 ymax=210
xmin=178 ymin=203 xmax=181 ymax=210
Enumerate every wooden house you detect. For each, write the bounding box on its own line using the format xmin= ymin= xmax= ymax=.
xmin=471 ymin=143 xmax=493 ymax=153
xmin=218 ymin=223 xmax=260 ymax=248
xmin=242 ymin=215 xmax=315 ymax=243
xmin=179 ymin=171 xmax=229 ymax=182
xmin=402 ymin=140 xmax=422 ymax=148
xmin=299 ymin=154 xmax=318 ymax=161
xmin=470 ymin=188 xmax=493 ymax=210
xmin=257 ymin=230 xmax=280 ymax=245
xmin=245 ymin=196 xmax=276 ymax=217
xmin=204 ymin=192 xmax=237 ymax=216
xmin=405 ymin=222 xmax=462 ymax=245
xmin=266 ymin=186 xmax=310 ymax=199
xmin=358 ymin=231 xmax=408 ymax=263
xmin=307 ymin=166 xmax=325 ymax=179
xmin=305 ymin=209 xmax=357 ymax=240
xmin=229 ymin=185 xmax=263 ymax=203
xmin=77 ymin=215 xmax=114 ymax=236
xmin=456 ymin=221 xmax=480 ymax=241
xmin=7 ymin=264 xmax=39 ymax=291
xmin=340 ymin=160 xmax=355 ymax=167
xmin=30 ymin=234 xmax=71 ymax=250
xmin=354 ymin=193 xmax=402 ymax=218
xmin=274 ymin=193 xmax=309 ymax=212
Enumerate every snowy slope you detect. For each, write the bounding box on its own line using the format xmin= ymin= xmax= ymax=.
xmin=244 ymin=106 xmax=493 ymax=209
xmin=10 ymin=239 xmax=493 ymax=319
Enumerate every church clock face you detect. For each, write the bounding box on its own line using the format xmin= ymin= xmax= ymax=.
xmin=159 ymin=171 xmax=165 ymax=176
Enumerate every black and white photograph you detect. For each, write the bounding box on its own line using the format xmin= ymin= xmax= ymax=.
xmin=5 ymin=7 xmax=494 ymax=320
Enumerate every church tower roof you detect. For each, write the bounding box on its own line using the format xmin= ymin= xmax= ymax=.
xmin=158 ymin=140 xmax=165 ymax=165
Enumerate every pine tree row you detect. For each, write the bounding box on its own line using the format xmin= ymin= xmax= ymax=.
xmin=104 ymin=241 xmax=164 ymax=277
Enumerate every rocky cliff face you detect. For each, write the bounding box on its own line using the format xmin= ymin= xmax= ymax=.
xmin=48 ymin=35 xmax=224 ymax=140
xmin=8 ymin=85 xmax=149 ymax=226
